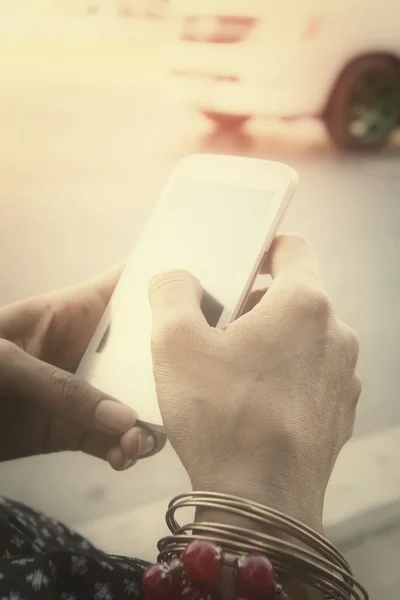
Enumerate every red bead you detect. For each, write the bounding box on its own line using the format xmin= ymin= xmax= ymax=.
xmin=142 ymin=563 xmax=179 ymax=600
xmin=182 ymin=540 xmax=221 ymax=583
xmin=236 ymin=554 xmax=275 ymax=599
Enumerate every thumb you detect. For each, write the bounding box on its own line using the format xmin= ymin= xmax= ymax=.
xmin=1 ymin=340 xmax=137 ymax=436
xmin=148 ymin=269 xmax=212 ymax=352
xmin=149 ymin=269 xmax=207 ymax=327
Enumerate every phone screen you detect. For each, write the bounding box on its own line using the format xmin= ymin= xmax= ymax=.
xmin=98 ymin=181 xmax=273 ymax=353
xmin=80 ymin=180 xmax=276 ymax=427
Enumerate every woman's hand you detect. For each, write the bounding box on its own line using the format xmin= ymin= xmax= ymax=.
xmin=0 ymin=267 xmax=160 ymax=469
xmin=149 ymin=234 xmax=361 ymax=532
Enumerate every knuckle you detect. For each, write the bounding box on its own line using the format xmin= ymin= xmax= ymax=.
xmin=353 ymin=373 xmax=363 ymax=400
xmin=311 ymin=291 xmax=332 ymax=318
xmin=47 ymin=367 xmax=90 ymax=412
xmin=291 ymin=282 xmax=332 ymax=319
xmin=340 ymin=323 xmax=360 ymax=366
xmin=348 ymin=327 xmax=360 ymax=358
xmin=149 ymin=269 xmax=197 ymax=295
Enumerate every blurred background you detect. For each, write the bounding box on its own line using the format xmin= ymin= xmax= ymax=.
xmin=1 ymin=1 xmax=400 ymax=598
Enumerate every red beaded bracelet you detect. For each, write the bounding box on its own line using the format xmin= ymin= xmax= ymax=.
xmin=142 ymin=539 xmax=288 ymax=600
xmin=142 ymin=492 xmax=368 ymax=600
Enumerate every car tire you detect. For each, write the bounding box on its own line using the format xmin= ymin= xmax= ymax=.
xmin=202 ymin=111 xmax=251 ymax=131
xmin=324 ymin=55 xmax=400 ymax=151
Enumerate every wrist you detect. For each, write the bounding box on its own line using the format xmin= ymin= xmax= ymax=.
xmin=192 ymin=469 xmax=324 ymax=535
xmin=190 ymin=486 xmax=325 ymax=600
xmin=157 ymin=492 xmax=364 ymax=600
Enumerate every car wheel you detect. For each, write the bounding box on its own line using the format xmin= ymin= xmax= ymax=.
xmin=324 ymin=56 xmax=400 ymax=151
xmin=202 ymin=111 xmax=251 ymax=131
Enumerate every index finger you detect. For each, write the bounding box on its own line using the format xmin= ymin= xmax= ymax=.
xmin=0 ymin=341 xmax=137 ymax=437
xmin=265 ymin=234 xmax=325 ymax=288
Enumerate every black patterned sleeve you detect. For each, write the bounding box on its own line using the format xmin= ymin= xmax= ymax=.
xmin=0 ymin=496 xmax=148 ymax=600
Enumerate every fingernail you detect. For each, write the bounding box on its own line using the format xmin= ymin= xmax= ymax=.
xmin=95 ymin=400 xmax=136 ymax=433
xmin=121 ymin=457 xmax=134 ymax=470
xmin=106 ymin=445 xmax=134 ymax=471
xmin=136 ymin=433 xmax=156 ymax=458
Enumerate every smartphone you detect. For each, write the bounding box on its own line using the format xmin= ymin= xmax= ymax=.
xmin=77 ymin=154 xmax=298 ymax=432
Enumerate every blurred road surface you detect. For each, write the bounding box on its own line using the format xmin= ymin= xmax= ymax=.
xmin=0 ymin=43 xmax=399 ymax=597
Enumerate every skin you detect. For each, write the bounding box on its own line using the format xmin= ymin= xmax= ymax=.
xmin=149 ymin=234 xmax=361 ymax=598
xmin=0 ymin=265 xmax=162 ymax=470
xmin=0 ymin=234 xmax=361 ymax=598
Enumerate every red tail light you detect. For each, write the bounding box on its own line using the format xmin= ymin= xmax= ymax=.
xmin=181 ymin=15 xmax=258 ymax=44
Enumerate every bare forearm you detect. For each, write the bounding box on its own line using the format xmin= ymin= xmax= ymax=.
xmin=193 ymin=478 xmax=325 ymax=600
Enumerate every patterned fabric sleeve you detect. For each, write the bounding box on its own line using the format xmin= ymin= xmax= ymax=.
xmin=0 ymin=496 xmax=148 ymax=600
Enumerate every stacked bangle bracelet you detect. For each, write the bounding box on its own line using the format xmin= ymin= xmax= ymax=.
xmin=141 ymin=492 xmax=368 ymax=600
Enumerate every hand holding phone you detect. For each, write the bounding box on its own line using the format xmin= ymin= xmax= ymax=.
xmin=148 ymin=233 xmax=361 ymax=535
xmin=77 ymin=154 xmax=298 ymax=431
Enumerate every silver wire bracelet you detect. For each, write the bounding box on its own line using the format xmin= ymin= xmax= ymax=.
xmin=156 ymin=491 xmax=369 ymax=600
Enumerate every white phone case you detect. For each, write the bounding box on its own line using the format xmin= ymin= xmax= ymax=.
xmin=77 ymin=155 xmax=298 ymax=431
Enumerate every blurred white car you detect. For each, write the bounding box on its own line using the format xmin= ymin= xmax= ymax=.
xmin=166 ymin=0 xmax=400 ymax=150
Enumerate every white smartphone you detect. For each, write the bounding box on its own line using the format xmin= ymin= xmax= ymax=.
xmin=77 ymin=154 xmax=298 ymax=432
